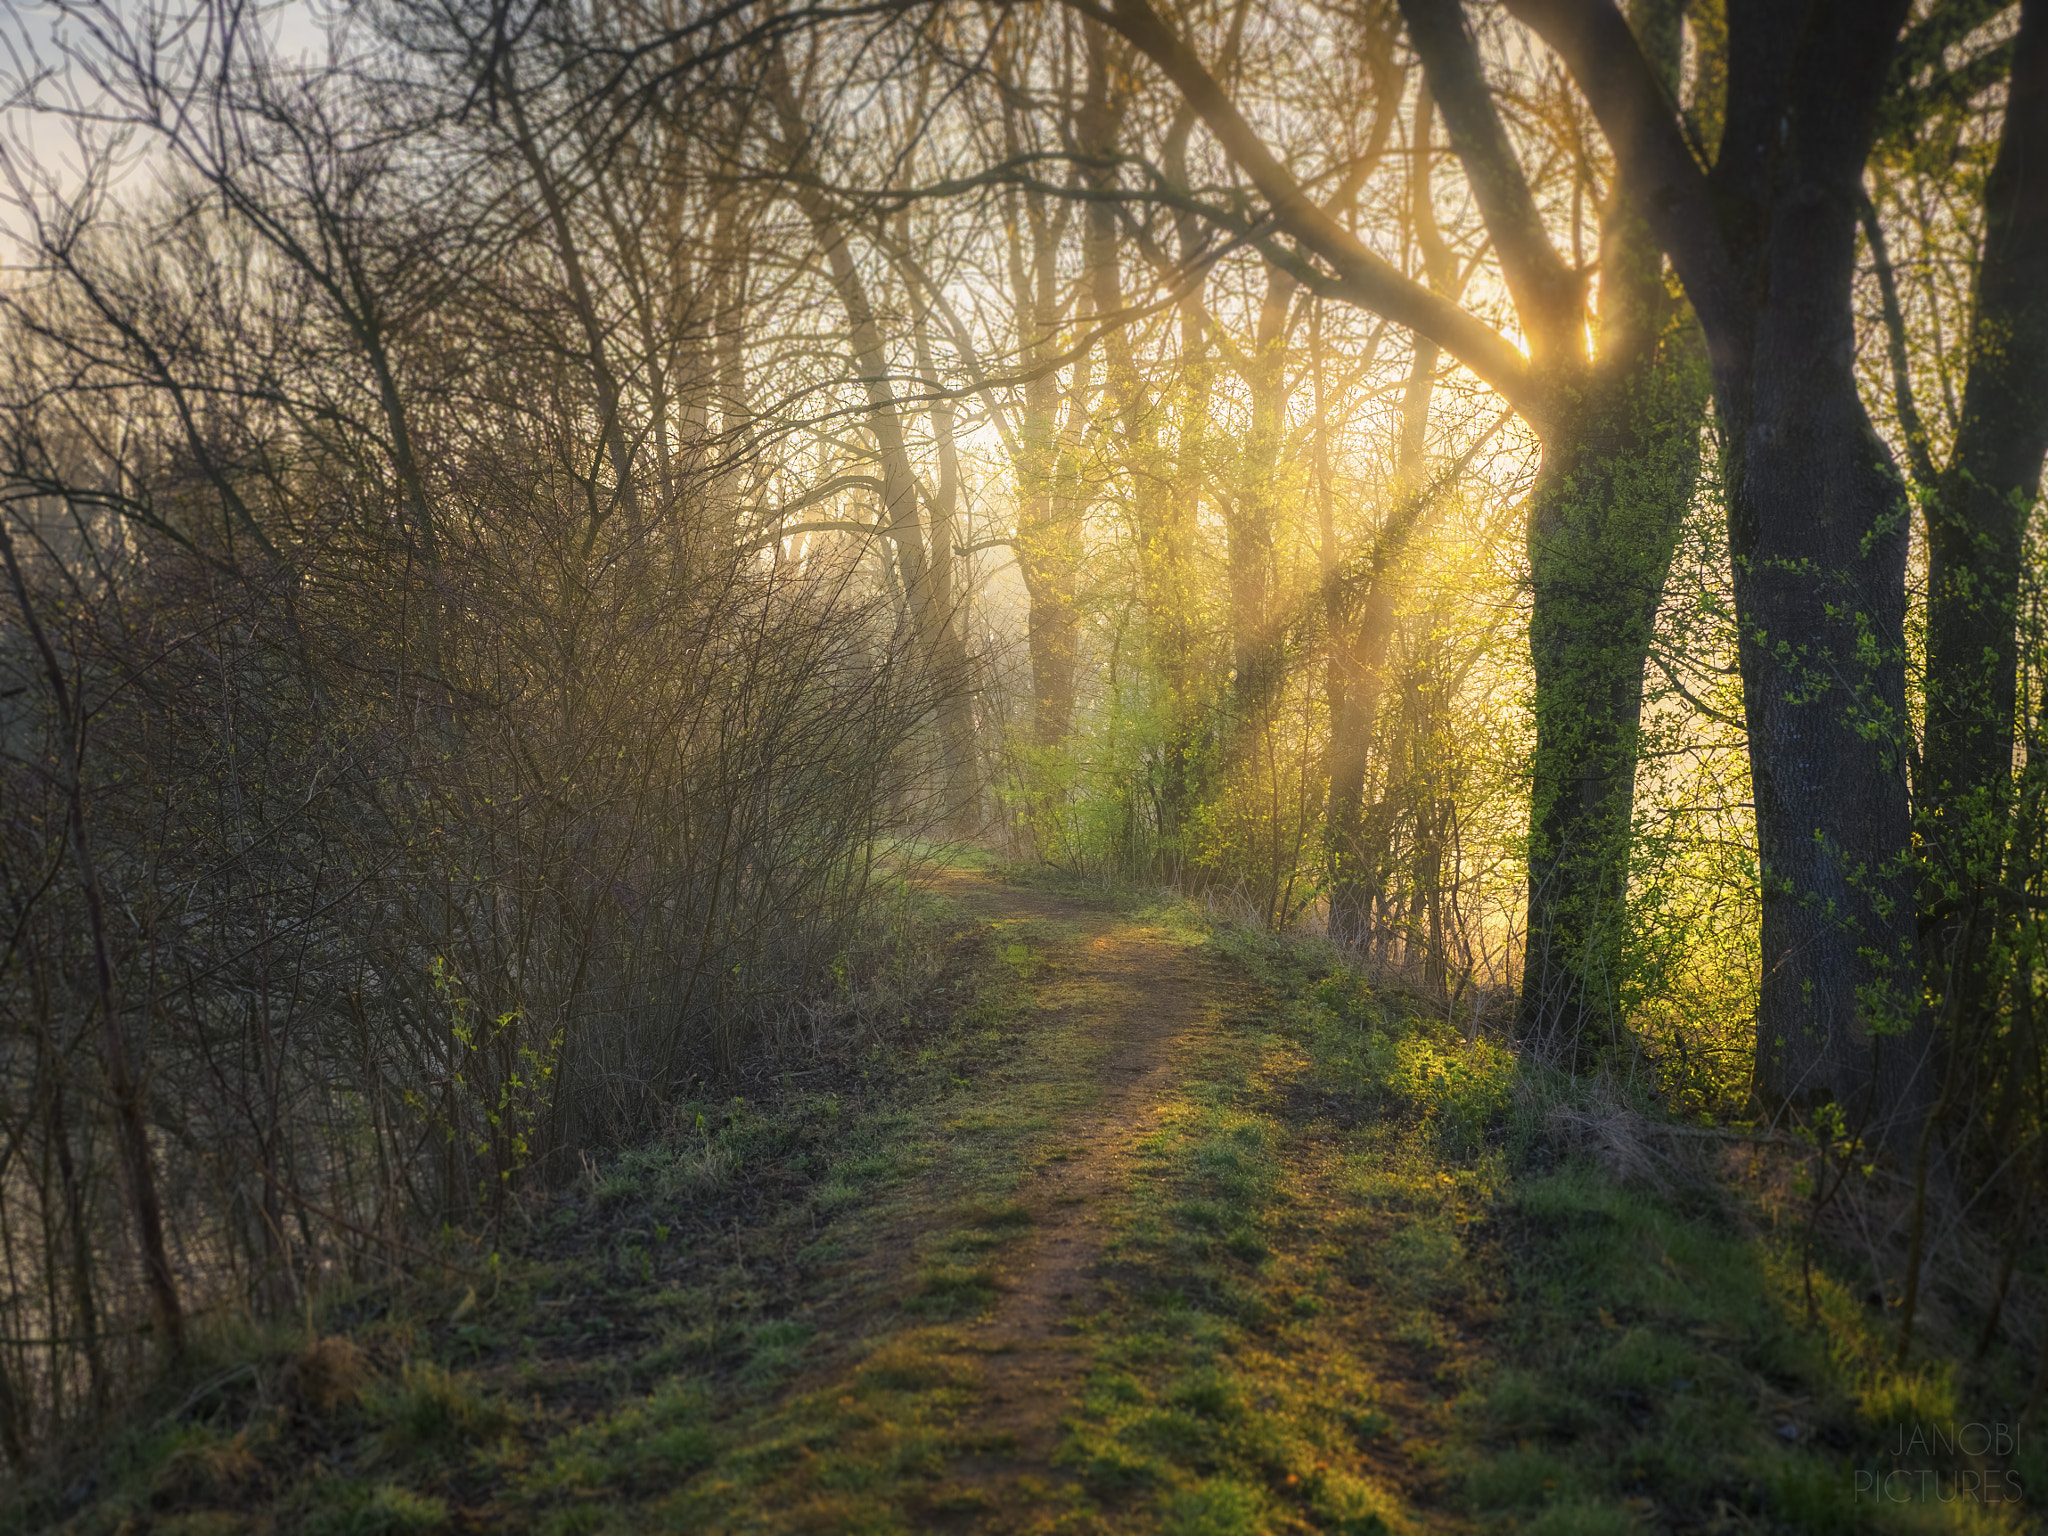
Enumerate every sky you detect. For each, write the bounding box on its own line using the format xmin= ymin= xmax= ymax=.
xmin=0 ymin=0 xmax=333 ymax=261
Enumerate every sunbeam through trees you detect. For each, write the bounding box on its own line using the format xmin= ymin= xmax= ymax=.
xmin=0 ymin=0 xmax=2044 ymax=1525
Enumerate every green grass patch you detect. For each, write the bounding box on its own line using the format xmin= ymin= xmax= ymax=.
xmin=1206 ymin=916 xmax=2033 ymax=1535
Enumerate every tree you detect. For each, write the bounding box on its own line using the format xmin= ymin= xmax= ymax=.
xmin=765 ymin=43 xmax=984 ymax=832
xmin=1501 ymin=0 xmax=1957 ymax=1127
xmin=1910 ymin=0 xmax=2048 ymax=1083
xmin=1062 ymin=0 xmax=1709 ymax=1060
xmin=991 ymin=11 xmax=1096 ymax=751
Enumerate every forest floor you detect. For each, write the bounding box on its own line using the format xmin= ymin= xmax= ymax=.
xmin=38 ymin=860 xmax=2043 ymax=1536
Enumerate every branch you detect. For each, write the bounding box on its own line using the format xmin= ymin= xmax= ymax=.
xmin=1648 ymin=649 xmax=1746 ymax=730
xmin=1858 ymin=188 xmax=1938 ymax=490
xmin=1500 ymin=0 xmax=1739 ymax=355
xmin=742 ymin=518 xmax=890 ymax=554
xmin=747 ymin=472 xmax=885 ymax=521
xmin=1398 ymin=0 xmax=1581 ymax=358
xmin=1059 ymin=0 xmax=1543 ymax=424
xmin=875 ymin=232 xmax=1027 ymax=465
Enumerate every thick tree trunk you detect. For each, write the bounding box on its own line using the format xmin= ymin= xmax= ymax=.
xmin=1727 ymin=403 xmax=1920 ymax=1119
xmin=1498 ymin=0 xmax=1936 ymax=1126
xmin=1400 ymin=0 xmax=1708 ymax=1053
xmin=1667 ymin=1 xmax=1929 ymax=1128
xmin=1723 ymin=185 xmax=1925 ymax=1121
xmin=1921 ymin=0 xmax=2048 ymax=1047
xmin=1519 ymin=361 xmax=1704 ymax=1057
xmin=1517 ymin=10 xmax=1707 ymax=1055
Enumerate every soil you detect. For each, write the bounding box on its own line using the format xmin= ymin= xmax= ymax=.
xmin=924 ymin=869 xmax=1225 ymax=1519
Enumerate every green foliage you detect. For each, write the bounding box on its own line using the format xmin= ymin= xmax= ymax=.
xmin=303 ymin=1482 xmax=452 ymax=1536
xmin=420 ymin=956 xmax=564 ymax=1203
xmin=370 ymin=1361 xmax=515 ymax=1456
xmin=1161 ymin=1477 xmax=1269 ymax=1535
xmin=1300 ymin=967 xmax=1514 ymax=1160
xmin=1004 ymin=687 xmax=1190 ymax=882
xmin=1223 ymin=912 xmax=2028 ymax=1535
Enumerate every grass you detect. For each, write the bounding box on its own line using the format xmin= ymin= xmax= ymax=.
xmin=24 ymin=861 xmax=2042 ymax=1535
xmin=1183 ymin=919 xmax=2042 ymax=1535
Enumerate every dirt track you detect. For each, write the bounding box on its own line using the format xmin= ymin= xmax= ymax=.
xmin=927 ymin=870 xmax=1217 ymax=1511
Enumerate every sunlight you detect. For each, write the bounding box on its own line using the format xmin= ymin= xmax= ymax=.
xmin=0 ymin=0 xmax=2039 ymax=1527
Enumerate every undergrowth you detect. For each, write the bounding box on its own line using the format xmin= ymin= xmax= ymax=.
xmin=17 ymin=865 xmax=2043 ymax=1535
xmin=1171 ymin=917 xmax=2043 ymax=1534
xmin=15 ymin=870 xmax=1060 ymax=1536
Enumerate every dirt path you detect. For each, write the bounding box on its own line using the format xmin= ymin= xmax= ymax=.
xmin=927 ymin=870 xmax=1217 ymax=1516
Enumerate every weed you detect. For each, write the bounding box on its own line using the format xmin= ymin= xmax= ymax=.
xmin=903 ymin=1262 xmax=999 ymax=1318
xmin=282 ymin=1335 xmax=372 ymax=1415
xmin=147 ymin=1428 xmax=263 ymax=1508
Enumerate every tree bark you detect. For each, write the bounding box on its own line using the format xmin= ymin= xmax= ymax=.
xmin=1520 ymin=359 xmax=1704 ymax=1054
xmin=1716 ymin=4 xmax=1925 ymax=1122
xmin=1503 ymin=0 xmax=1932 ymax=1125
xmin=1921 ymin=0 xmax=2048 ymax=1056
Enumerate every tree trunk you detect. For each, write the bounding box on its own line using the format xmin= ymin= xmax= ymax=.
xmin=1516 ymin=0 xmax=1707 ymax=1058
xmin=1921 ymin=0 xmax=2048 ymax=1061
xmin=1717 ymin=160 xmax=1923 ymax=1119
xmin=1691 ymin=3 xmax=1928 ymax=1126
xmin=1500 ymin=0 xmax=1938 ymax=1124
xmin=1519 ymin=358 xmax=1705 ymax=1056
xmin=1017 ymin=482 xmax=1083 ymax=748
xmin=1230 ymin=264 xmax=1294 ymax=713
xmin=767 ymin=61 xmax=980 ymax=832
xmin=1725 ymin=379 xmax=1920 ymax=1117
xmin=43 ymin=1038 xmax=107 ymax=1414
xmin=1080 ymin=23 xmax=1204 ymax=872
xmin=1006 ymin=160 xmax=1087 ymax=750
xmin=1327 ymin=336 xmax=1439 ymax=947
xmin=1398 ymin=0 xmax=1709 ymax=1053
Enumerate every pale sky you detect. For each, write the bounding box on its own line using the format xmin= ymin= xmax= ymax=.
xmin=0 ymin=0 xmax=335 ymax=261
